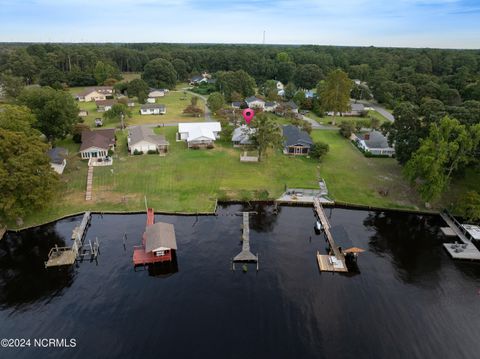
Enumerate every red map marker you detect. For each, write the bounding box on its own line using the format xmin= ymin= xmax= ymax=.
xmin=242 ymin=108 xmax=255 ymax=124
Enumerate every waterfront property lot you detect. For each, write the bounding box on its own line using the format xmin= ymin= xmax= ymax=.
xmin=19 ymin=126 xmax=432 ymax=228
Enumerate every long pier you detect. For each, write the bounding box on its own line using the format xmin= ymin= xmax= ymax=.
xmin=233 ymin=212 xmax=258 ymax=263
xmin=313 ymin=198 xmax=348 ymax=272
xmin=440 ymin=211 xmax=480 ymax=261
xmin=45 ymin=212 xmax=94 ymax=268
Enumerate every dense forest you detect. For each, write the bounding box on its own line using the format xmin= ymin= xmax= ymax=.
xmin=1 ymin=43 xmax=480 ymax=106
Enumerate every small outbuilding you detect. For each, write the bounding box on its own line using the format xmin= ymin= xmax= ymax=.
xmin=47 ymin=147 xmax=68 ymax=174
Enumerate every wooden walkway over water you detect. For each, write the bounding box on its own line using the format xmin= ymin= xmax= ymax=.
xmin=440 ymin=211 xmax=480 ymax=261
xmin=313 ymin=198 xmax=348 ymax=273
xmin=45 ymin=212 xmax=95 ymax=268
xmin=233 ymin=212 xmax=258 ymax=262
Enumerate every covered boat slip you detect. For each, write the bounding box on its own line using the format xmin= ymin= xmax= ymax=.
xmin=133 ymin=208 xmax=177 ymax=266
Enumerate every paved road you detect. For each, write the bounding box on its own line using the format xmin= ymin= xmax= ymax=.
xmin=358 ymin=100 xmax=395 ymax=122
xmin=177 ymin=88 xmax=212 ymax=121
xmin=302 ymin=115 xmax=337 ymax=130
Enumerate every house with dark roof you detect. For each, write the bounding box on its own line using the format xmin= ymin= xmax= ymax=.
xmin=282 ymin=125 xmax=313 ymax=155
xmin=140 ymin=103 xmax=166 ymax=115
xmin=79 ymin=129 xmax=116 ymax=160
xmin=47 ymin=147 xmax=68 ymax=174
xmin=285 ymin=100 xmax=299 ymax=113
xmin=128 ymin=126 xmax=169 ymax=154
xmin=327 ymin=102 xmax=366 ymax=117
xmin=264 ymin=101 xmax=278 ymax=112
xmin=351 ymin=130 xmax=395 ymax=157
xmin=96 ymin=99 xmax=116 ymax=112
xmin=245 ymin=96 xmax=265 ymax=109
xmin=231 ymin=101 xmax=243 ymax=109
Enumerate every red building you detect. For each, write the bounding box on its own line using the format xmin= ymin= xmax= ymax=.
xmin=133 ymin=208 xmax=177 ymax=267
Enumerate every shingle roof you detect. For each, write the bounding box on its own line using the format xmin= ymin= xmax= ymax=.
xmin=351 ymin=103 xmax=365 ymax=112
xmin=47 ymin=147 xmax=68 ymax=164
xmin=140 ymin=103 xmax=166 ymax=110
xmin=144 ymin=222 xmax=177 ymax=252
xmin=95 ymin=99 xmax=116 ymax=106
xmin=231 ymin=125 xmax=255 ymax=144
xmin=360 ymin=130 xmax=390 ymax=149
xmin=128 ymin=126 xmax=169 ymax=146
xmin=76 ymin=87 xmax=113 ymax=97
xmin=283 ymin=125 xmax=313 ymax=148
xmin=80 ymin=129 xmax=116 ymax=152
xmin=245 ymin=96 xmax=264 ymax=104
xmin=285 ymin=100 xmax=298 ymax=110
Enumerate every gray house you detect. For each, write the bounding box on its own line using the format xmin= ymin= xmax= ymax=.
xmin=232 ymin=125 xmax=255 ymax=147
xmin=282 ymin=125 xmax=313 ymax=155
xmin=352 ymin=130 xmax=395 ymax=157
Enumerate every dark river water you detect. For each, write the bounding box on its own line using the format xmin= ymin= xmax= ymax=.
xmin=1 ymin=204 xmax=480 ymax=359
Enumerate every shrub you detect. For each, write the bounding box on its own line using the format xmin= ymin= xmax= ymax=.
xmin=147 ymin=149 xmax=158 ymax=154
xmin=133 ymin=149 xmax=143 ymax=155
xmin=339 ymin=121 xmax=355 ymax=138
xmin=206 ymin=144 xmax=214 ymax=149
xmin=310 ymin=141 xmax=329 ymax=161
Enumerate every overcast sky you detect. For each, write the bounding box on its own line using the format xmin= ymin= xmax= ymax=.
xmin=0 ymin=0 xmax=479 ymax=48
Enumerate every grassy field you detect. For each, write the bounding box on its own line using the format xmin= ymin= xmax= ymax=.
xmin=72 ymin=89 xmax=206 ymax=128
xmin=308 ymin=110 xmax=389 ymax=126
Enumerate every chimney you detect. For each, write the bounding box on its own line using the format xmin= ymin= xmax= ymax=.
xmin=364 ymin=133 xmax=370 ymax=140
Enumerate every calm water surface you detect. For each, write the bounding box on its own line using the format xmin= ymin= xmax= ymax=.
xmin=1 ymin=204 xmax=480 ymax=359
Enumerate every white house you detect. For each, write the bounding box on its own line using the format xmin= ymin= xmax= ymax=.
xmin=177 ymin=122 xmax=221 ymax=148
xmin=232 ymin=125 xmax=255 ymax=147
xmin=75 ymin=87 xmax=113 ymax=102
xmin=148 ymin=89 xmax=165 ymax=98
xmin=47 ymin=147 xmax=68 ymax=174
xmin=245 ymin=96 xmax=265 ymax=110
xmin=128 ymin=126 xmax=169 ymax=154
xmin=351 ymin=131 xmax=395 ymax=157
xmin=264 ymin=101 xmax=278 ymax=112
xmin=96 ymin=99 xmax=116 ymax=112
xmin=140 ymin=104 xmax=166 ymax=115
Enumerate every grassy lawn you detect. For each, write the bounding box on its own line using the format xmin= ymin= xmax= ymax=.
xmin=311 ymin=130 xmax=424 ymax=210
xmin=73 ymin=90 xmax=206 ymax=128
xmin=308 ymin=110 xmax=389 ymax=126
xmin=19 ymin=125 xmax=477 ymax=228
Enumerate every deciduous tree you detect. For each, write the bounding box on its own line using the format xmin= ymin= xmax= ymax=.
xmin=142 ymin=58 xmax=177 ymax=89
xmin=207 ymin=92 xmax=225 ymax=114
xmin=319 ymin=69 xmax=352 ymax=125
xmin=250 ymin=114 xmax=283 ymax=160
xmin=0 ymin=128 xmax=59 ymax=221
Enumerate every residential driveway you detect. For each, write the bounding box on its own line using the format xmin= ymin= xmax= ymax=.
xmin=302 ymin=115 xmax=337 ymax=130
xmin=178 ymin=88 xmax=212 ymax=121
xmin=359 ymin=100 xmax=395 ymax=122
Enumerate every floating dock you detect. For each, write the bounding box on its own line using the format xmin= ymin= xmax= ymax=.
xmin=45 ymin=212 xmax=93 ymax=268
xmin=441 ymin=211 xmax=480 ymax=261
xmin=313 ymin=198 xmax=348 ymax=273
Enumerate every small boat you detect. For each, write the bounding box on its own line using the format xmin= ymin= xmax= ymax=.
xmin=314 ymin=221 xmax=322 ymax=234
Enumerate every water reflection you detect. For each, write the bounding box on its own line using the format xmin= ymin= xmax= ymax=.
xmin=0 ymin=224 xmax=75 ymax=309
xmin=363 ymin=211 xmax=444 ymax=284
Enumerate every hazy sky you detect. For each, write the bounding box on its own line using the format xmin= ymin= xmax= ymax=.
xmin=0 ymin=0 xmax=479 ymax=48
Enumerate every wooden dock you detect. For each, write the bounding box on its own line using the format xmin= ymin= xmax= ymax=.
xmin=45 ymin=212 xmax=93 ymax=268
xmin=313 ymin=198 xmax=348 ymax=273
xmin=440 ymin=211 xmax=480 ymax=261
xmin=233 ymin=212 xmax=258 ymax=268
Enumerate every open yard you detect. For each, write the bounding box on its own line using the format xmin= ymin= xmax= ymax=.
xmin=17 ymin=121 xmax=477 ymax=228
xmin=308 ymin=110 xmax=389 ymax=126
xmin=72 ymin=89 xmax=207 ymax=128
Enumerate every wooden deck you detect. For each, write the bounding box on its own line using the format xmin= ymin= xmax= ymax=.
xmin=440 ymin=211 xmax=480 ymax=261
xmin=45 ymin=212 xmax=92 ymax=268
xmin=316 ymin=252 xmax=348 ymax=272
xmin=313 ymin=198 xmax=348 ymax=273
xmin=45 ymin=247 xmax=77 ymax=267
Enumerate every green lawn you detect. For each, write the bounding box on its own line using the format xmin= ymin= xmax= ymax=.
xmin=308 ymin=110 xmax=389 ymax=126
xmin=74 ymin=90 xmax=206 ymax=128
xmin=19 ymin=126 xmax=477 ymax=228
xmin=312 ymin=130 xmax=424 ymax=210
